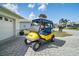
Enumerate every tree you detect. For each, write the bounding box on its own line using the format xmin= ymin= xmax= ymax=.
xmin=58 ymin=18 xmax=69 ymax=32
xmin=39 ymin=14 xmax=47 ymax=19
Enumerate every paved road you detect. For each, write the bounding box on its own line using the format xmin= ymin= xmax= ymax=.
xmin=0 ymin=36 xmax=28 ymax=56
xmin=25 ymin=30 xmax=79 ymax=56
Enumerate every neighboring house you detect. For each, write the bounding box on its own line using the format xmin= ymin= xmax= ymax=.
xmin=54 ymin=23 xmax=59 ymax=28
xmin=20 ymin=20 xmax=32 ymax=30
xmin=0 ymin=6 xmax=24 ymax=41
xmin=66 ymin=22 xmax=79 ymax=28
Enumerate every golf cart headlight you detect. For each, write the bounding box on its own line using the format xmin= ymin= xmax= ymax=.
xmin=27 ymin=39 xmax=31 ymax=43
xmin=25 ymin=36 xmax=29 ymax=39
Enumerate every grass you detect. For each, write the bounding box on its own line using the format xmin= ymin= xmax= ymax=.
xmin=52 ymin=31 xmax=72 ymax=37
xmin=65 ymin=28 xmax=79 ymax=30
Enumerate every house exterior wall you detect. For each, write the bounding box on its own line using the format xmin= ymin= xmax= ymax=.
xmin=15 ymin=19 xmax=20 ymax=36
xmin=20 ymin=22 xmax=31 ymax=30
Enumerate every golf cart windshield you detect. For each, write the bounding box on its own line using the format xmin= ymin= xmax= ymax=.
xmin=30 ymin=21 xmax=40 ymax=32
xmin=29 ymin=19 xmax=53 ymax=32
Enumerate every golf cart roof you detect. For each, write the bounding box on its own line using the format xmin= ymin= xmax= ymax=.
xmin=32 ymin=19 xmax=53 ymax=24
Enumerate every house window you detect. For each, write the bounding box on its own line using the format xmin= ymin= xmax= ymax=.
xmin=0 ymin=17 xmax=2 ymax=20
xmin=10 ymin=20 xmax=12 ymax=22
xmin=5 ymin=18 xmax=8 ymax=21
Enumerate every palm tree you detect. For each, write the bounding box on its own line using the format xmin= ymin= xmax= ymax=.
xmin=59 ymin=18 xmax=69 ymax=32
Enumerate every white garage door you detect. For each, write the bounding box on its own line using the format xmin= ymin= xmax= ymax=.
xmin=0 ymin=16 xmax=14 ymax=40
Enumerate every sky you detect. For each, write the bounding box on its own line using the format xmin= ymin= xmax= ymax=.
xmin=0 ymin=3 xmax=79 ymax=23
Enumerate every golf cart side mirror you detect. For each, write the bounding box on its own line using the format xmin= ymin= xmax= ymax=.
xmin=19 ymin=30 xmax=24 ymax=36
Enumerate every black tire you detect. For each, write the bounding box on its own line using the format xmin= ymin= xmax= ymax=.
xmin=33 ymin=42 xmax=41 ymax=51
xmin=24 ymin=39 xmax=28 ymax=45
xmin=51 ymin=35 xmax=55 ymax=42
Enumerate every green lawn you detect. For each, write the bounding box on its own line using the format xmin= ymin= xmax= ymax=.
xmin=65 ymin=28 xmax=79 ymax=30
xmin=52 ymin=31 xmax=72 ymax=37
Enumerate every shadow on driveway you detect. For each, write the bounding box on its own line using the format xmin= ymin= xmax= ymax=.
xmin=37 ymin=39 xmax=66 ymax=52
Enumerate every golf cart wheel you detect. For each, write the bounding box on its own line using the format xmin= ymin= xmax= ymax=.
xmin=51 ymin=35 xmax=55 ymax=42
xmin=33 ymin=42 xmax=41 ymax=51
xmin=24 ymin=39 xmax=28 ymax=45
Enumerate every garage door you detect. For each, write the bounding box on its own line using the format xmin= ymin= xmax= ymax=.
xmin=0 ymin=16 xmax=14 ymax=40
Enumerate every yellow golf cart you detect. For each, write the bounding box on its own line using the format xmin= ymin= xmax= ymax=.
xmin=23 ymin=19 xmax=55 ymax=51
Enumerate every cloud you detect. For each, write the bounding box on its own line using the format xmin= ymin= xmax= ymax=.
xmin=28 ymin=4 xmax=35 ymax=8
xmin=2 ymin=3 xmax=20 ymax=14
xmin=28 ymin=12 xmax=36 ymax=19
xmin=38 ymin=3 xmax=48 ymax=11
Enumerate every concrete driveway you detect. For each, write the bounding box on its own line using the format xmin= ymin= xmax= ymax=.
xmin=25 ymin=30 xmax=79 ymax=56
xmin=0 ymin=36 xmax=28 ymax=56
